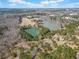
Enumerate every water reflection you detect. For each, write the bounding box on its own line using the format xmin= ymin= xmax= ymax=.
xmin=42 ymin=19 xmax=61 ymax=30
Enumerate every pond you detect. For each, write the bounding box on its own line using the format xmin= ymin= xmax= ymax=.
xmin=25 ymin=27 xmax=39 ymax=37
xmin=42 ymin=19 xmax=61 ymax=30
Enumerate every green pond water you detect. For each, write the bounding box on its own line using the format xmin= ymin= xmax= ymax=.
xmin=25 ymin=27 xmax=39 ymax=37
